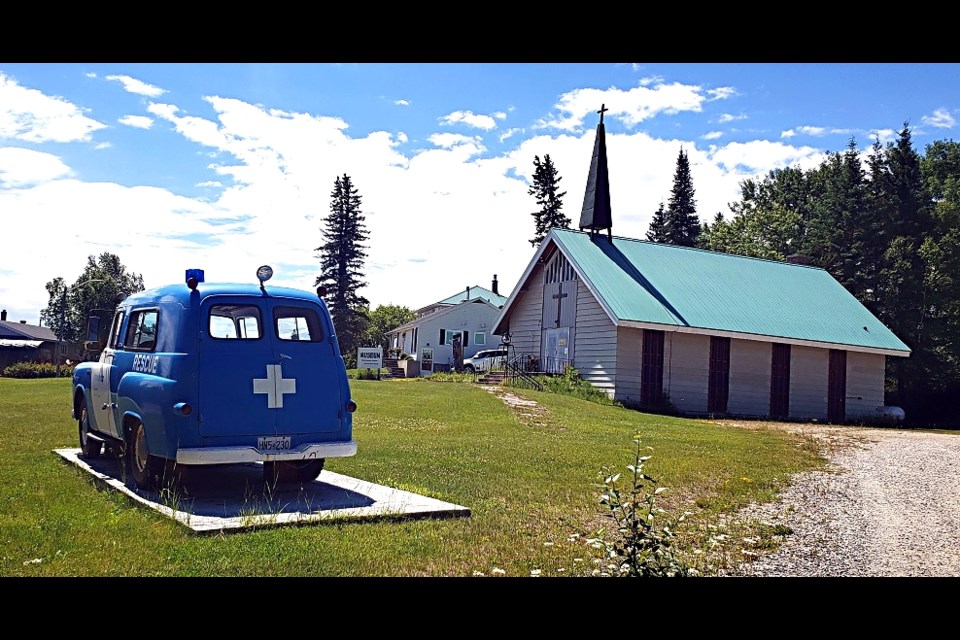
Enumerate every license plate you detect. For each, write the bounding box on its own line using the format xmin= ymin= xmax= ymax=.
xmin=258 ymin=436 xmax=291 ymax=451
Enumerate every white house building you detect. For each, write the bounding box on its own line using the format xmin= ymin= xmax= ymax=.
xmin=388 ymin=277 xmax=508 ymax=374
xmin=491 ymin=106 xmax=911 ymax=424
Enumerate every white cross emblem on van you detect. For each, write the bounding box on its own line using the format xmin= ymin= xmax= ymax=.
xmin=253 ymin=364 xmax=297 ymax=409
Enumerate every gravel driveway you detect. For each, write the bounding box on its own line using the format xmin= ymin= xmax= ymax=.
xmin=722 ymin=424 xmax=960 ymax=577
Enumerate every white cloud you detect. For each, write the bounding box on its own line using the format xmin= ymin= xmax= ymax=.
xmin=104 ymin=74 xmax=166 ymax=98
xmin=708 ymin=139 xmax=826 ymax=174
xmin=702 ymin=131 xmax=723 ymax=140
xmin=428 ymin=132 xmax=484 ymax=151
xmin=781 ymin=125 xmax=855 ymax=139
xmin=539 ymin=79 xmax=709 ymax=131
xmin=922 ymin=108 xmax=955 ymax=129
xmin=717 ymin=113 xmax=747 ymax=123
xmin=499 ymin=128 xmax=522 ymax=143
xmin=0 ymin=71 xmax=107 ymax=143
xmin=0 ymin=147 xmax=73 ymax=186
xmin=395 ymin=99 xmax=410 ymax=106
xmin=440 ymin=110 xmax=499 ymax=131
xmin=0 ymin=77 xmax=841 ymax=325
xmin=119 ymin=115 xmax=153 ymax=129
xmin=707 ymin=87 xmax=736 ymax=101
xmin=868 ymin=129 xmax=897 ymax=144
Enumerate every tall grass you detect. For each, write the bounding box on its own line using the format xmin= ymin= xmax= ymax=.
xmin=0 ymin=377 xmax=824 ymax=576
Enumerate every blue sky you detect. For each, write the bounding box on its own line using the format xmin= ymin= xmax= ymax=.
xmin=2 ymin=62 xmax=959 ymax=325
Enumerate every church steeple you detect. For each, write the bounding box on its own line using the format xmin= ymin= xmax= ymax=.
xmin=578 ymin=103 xmax=613 ymax=239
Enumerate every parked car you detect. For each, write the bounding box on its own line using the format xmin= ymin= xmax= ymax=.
xmin=462 ymin=348 xmax=507 ymax=373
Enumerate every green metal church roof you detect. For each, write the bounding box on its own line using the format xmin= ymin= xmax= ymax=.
xmin=545 ymin=228 xmax=910 ymax=355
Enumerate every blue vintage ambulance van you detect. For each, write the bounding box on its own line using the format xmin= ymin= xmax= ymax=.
xmin=71 ymin=266 xmax=357 ymax=490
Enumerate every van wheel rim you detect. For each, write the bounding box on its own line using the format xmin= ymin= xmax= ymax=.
xmin=135 ymin=429 xmax=149 ymax=472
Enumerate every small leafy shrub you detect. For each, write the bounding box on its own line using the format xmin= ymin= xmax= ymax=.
xmin=519 ymin=365 xmax=618 ymax=405
xmin=2 ymin=362 xmax=74 ymax=378
xmin=353 ymin=368 xmax=382 ymax=380
xmin=589 ymin=434 xmax=694 ymax=577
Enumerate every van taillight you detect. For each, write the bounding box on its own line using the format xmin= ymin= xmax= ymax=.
xmin=346 ymin=400 xmax=357 ymax=413
xmin=174 ymin=402 xmax=192 ymax=415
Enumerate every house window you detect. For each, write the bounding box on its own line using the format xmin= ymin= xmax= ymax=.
xmin=708 ymin=336 xmax=730 ymax=414
xmin=770 ymin=343 xmax=791 ymax=419
xmin=640 ymin=329 xmax=664 ymax=409
xmin=474 ymin=332 xmax=486 ymax=346
xmin=440 ymin=329 xmax=468 ymax=346
xmin=828 ymin=349 xmax=847 ymax=423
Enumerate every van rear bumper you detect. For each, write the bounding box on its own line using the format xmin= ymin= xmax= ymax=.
xmin=175 ymin=441 xmax=357 ymax=465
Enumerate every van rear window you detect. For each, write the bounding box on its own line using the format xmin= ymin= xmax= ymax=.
xmin=209 ymin=304 xmax=262 ymax=340
xmin=274 ymin=306 xmax=323 ymax=342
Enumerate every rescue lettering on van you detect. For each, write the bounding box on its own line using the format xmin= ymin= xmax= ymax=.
xmin=132 ymin=353 xmax=160 ymax=374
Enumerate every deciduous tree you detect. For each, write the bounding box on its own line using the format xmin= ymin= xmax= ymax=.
xmin=41 ymin=252 xmax=145 ymax=343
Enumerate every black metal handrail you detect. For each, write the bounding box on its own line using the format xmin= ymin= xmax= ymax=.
xmin=505 ymin=355 xmax=543 ymax=391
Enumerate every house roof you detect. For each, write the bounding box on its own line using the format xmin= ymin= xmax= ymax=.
xmin=435 ymin=285 xmax=507 ymax=307
xmin=390 ymin=298 xmax=500 ymax=335
xmin=0 ymin=320 xmax=57 ymax=341
xmin=0 ymin=339 xmax=44 ymax=349
xmin=494 ymin=227 xmax=911 ymax=357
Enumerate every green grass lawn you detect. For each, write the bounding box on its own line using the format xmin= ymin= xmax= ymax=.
xmin=0 ymin=376 xmax=825 ymax=577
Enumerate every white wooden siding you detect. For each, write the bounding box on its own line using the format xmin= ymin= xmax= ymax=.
xmin=664 ymin=332 xmax=709 ymax=414
xmin=845 ymin=351 xmax=886 ymax=422
xmin=727 ymin=339 xmax=773 ymax=417
xmin=614 ymin=327 xmax=642 ymax=403
xmin=504 ymin=267 xmax=545 ymax=361
xmin=789 ymin=345 xmax=829 ymax=420
xmin=573 ymin=279 xmax=617 ymax=396
xmin=402 ymin=302 xmax=501 ymax=372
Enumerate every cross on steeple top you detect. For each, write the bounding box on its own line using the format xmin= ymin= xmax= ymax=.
xmin=598 ymin=103 xmax=608 ymax=124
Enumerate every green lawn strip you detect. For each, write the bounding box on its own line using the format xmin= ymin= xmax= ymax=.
xmin=0 ymin=377 xmax=823 ymax=576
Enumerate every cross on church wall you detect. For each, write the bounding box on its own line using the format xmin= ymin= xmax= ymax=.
xmin=553 ymin=282 xmax=568 ymax=327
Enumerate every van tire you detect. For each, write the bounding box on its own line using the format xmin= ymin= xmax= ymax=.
xmin=78 ymin=404 xmax=102 ymax=459
xmin=263 ymin=459 xmax=325 ymax=485
xmin=127 ymin=421 xmax=165 ymax=491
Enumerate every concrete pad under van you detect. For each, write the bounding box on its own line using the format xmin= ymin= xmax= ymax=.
xmin=54 ymin=448 xmax=471 ymax=534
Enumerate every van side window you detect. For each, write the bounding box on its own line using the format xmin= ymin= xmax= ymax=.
xmin=126 ymin=309 xmax=159 ymax=351
xmin=110 ymin=310 xmax=126 ymax=349
xmin=274 ymin=306 xmax=323 ymax=342
xmin=210 ymin=304 xmax=262 ymax=340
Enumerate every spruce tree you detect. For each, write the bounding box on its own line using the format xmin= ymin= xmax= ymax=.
xmin=528 ymin=154 xmax=570 ymax=247
xmin=647 ymin=149 xmax=701 ymax=246
xmin=316 ymin=173 xmax=370 ymax=367
xmin=646 ymin=202 xmax=669 ymax=242
xmin=666 ymin=148 xmax=701 ymax=246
